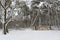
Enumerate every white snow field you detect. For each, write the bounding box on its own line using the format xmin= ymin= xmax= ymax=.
xmin=0 ymin=29 xmax=60 ymax=40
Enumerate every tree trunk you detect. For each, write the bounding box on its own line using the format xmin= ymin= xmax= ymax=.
xmin=3 ymin=23 xmax=6 ymax=34
xmin=3 ymin=9 xmax=8 ymax=34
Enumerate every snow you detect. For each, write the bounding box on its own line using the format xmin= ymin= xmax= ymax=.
xmin=0 ymin=29 xmax=60 ymax=40
xmin=11 ymin=1 xmax=16 ymax=7
xmin=27 ymin=4 xmax=31 ymax=9
xmin=37 ymin=2 xmax=44 ymax=7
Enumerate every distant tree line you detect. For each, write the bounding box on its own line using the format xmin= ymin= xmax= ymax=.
xmin=0 ymin=0 xmax=60 ymax=34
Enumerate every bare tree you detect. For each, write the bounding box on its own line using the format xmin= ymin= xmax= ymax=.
xmin=0 ymin=0 xmax=11 ymax=34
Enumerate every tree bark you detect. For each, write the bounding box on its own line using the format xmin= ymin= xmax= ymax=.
xmin=3 ymin=9 xmax=7 ymax=34
xmin=3 ymin=23 xmax=6 ymax=34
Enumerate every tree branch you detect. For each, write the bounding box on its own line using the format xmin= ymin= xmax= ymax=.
xmin=0 ymin=1 xmax=5 ymax=10
xmin=5 ymin=17 xmax=12 ymax=28
xmin=5 ymin=16 xmax=16 ymax=28
xmin=6 ymin=1 xmax=11 ymax=9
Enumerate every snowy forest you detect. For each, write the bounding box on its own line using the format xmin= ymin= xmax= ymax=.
xmin=0 ymin=0 xmax=60 ymax=34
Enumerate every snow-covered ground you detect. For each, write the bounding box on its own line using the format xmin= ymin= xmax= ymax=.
xmin=0 ymin=29 xmax=60 ymax=40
